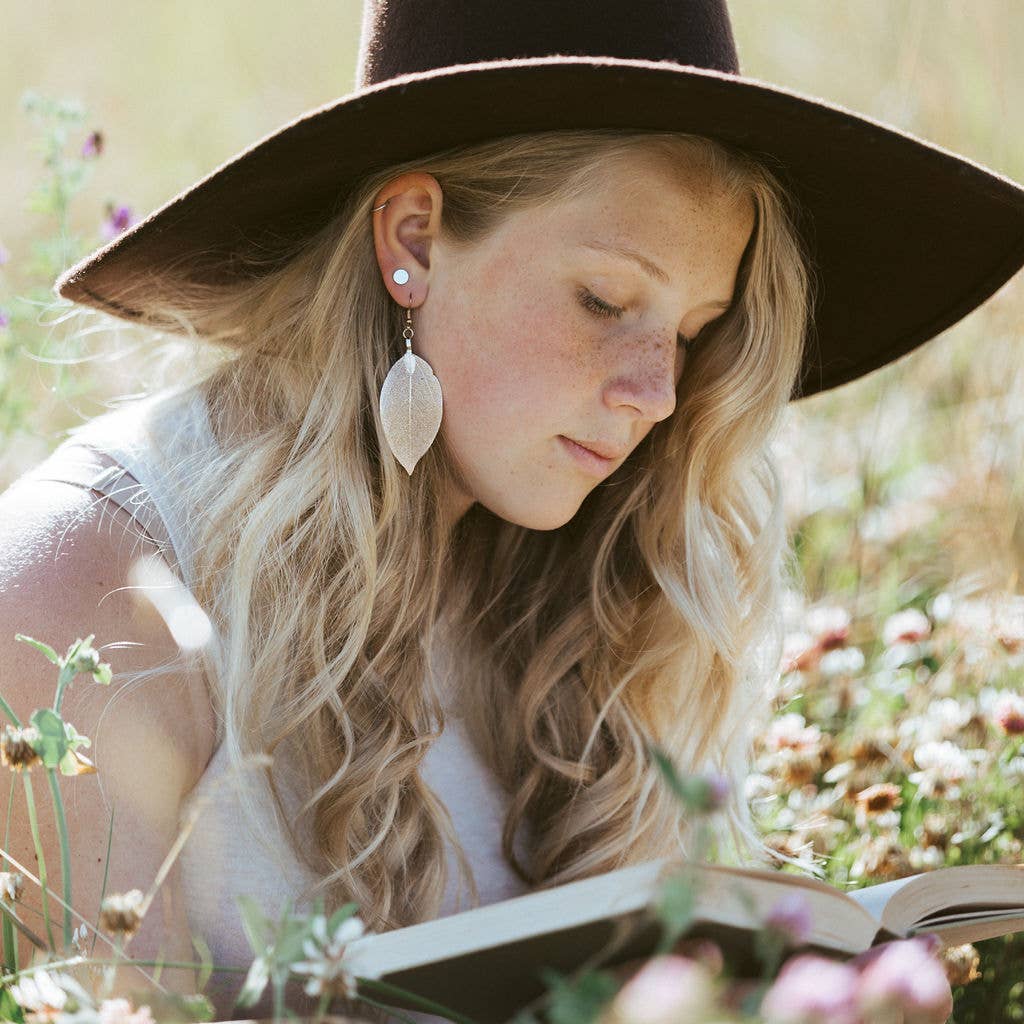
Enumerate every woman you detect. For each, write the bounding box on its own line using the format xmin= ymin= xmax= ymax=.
xmin=3 ymin=2 xmax=1022 ymax=1021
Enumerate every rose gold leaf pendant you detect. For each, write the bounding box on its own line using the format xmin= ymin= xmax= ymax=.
xmin=379 ymin=349 xmax=443 ymax=475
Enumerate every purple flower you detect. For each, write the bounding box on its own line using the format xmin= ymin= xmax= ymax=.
xmin=856 ymin=936 xmax=953 ymax=1022
xmin=764 ymin=892 xmax=813 ymax=947
xmin=101 ymin=204 xmax=136 ymax=242
xmin=0 ymin=241 xmax=9 ymax=266
xmin=759 ymin=954 xmax=861 ymax=1024
xmin=82 ymin=130 xmax=104 ymax=159
xmin=0 ymin=310 xmax=10 ymax=331
xmin=703 ymin=770 xmax=731 ymax=809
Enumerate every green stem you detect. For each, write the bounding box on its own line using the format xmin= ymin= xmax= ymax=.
xmin=0 ymin=696 xmax=20 ymax=728
xmin=3 ymin=957 xmax=248 ymax=983
xmin=2 ymin=909 xmax=16 ymax=973
xmin=20 ymin=773 xmax=55 ymax=950
xmin=52 ymin=662 xmax=76 ymax=716
xmin=272 ymin=974 xmax=285 ymax=1024
xmin=45 ymin=768 xmax=72 ymax=949
xmin=315 ymin=991 xmax=330 ymax=1022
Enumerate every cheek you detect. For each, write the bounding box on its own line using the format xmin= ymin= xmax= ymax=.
xmin=448 ymin=301 xmax=581 ymax=430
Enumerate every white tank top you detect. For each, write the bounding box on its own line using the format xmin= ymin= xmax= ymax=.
xmin=15 ymin=386 xmax=531 ymax=1022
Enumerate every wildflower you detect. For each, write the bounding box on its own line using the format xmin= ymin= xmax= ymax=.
xmin=818 ymin=646 xmax=864 ymax=678
xmin=0 ymin=871 xmax=24 ymax=901
xmin=850 ymin=834 xmax=913 ymax=881
xmin=845 ymin=731 xmax=894 ymax=769
xmin=805 ymin=605 xmax=851 ymax=650
xmin=939 ymin=943 xmax=981 ymax=986
xmin=291 ymin=912 xmax=368 ymax=1000
xmin=908 ymin=845 xmax=945 ymax=871
xmin=855 ymin=935 xmax=953 ymax=1022
xmin=0 ymin=240 xmax=9 ymax=265
xmin=99 ymin=889 xmax=145 ymax=937
xmin=82 ymin=130 xmax=104 ymax=158
xmin=916 ymin=812 xmax=950 ymax=850
xmin=775 ymin=747 xmax=821 ymax=788
xmin=759 ymin=954 xmax=860 ymax=1024
xmin=602 ymin=955 xmax=718 ymax=1024
xmin=764 ymin=714 xmax=822 ymax=754
xmin=9 ymin=969 xmax=70 ymax=1023
xmin=1 ymin=725 xmax=42 ymax=772
xmin=992 ymin=691 xmax=1024 ymax=735
xmin=882 ymin=608 xmax=931 ymax=647
xmin=781 ymin=632 xmax=818 ymax=673
xmin=763 ymin=892 xmax=813 ymax=948
xmin=98 ymin=997 xmax=156 ymax=1024
xmin=854 ymin=782 xmax=902 ymax=816
xmin=101 ymin=203 xmax=136 ymax=242
xmin=0 ymin=310 xmax=10 ymax=331
xmin=909 ymin=740 xmax=980 ymax=799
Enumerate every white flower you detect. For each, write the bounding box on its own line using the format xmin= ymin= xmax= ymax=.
xmin=882 ymin=608 xmax=931 ymax=647
xmin=805 ymin=605 xmax=851 ymax=644
xmin=819 ymin=646 xmax=865 ymax=677
xmin=291 ymin=913 xmax=373 ymax=1001
xmin=909 ymin=845 xmax=945 ymax=871
xmin=10 ymin=970 xmax=70 ymax=1022
xmin=763 ymin=713 xmax=822 ymax=753
xmin=98 ymin=998 xmax=156 ymax=1024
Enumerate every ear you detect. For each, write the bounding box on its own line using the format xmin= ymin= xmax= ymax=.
xmin=371 ymin=171 xmax=444 ymax=308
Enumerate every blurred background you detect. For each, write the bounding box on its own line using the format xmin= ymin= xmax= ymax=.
xmin=1 ymin=1 xmax=1023 ymax=1018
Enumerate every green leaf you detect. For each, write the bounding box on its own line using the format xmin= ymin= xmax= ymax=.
xmin=29 ymin=707 xmax=69 ymax=769
xmin=653 ymin=870 xmax=697 ymax=949
xmin=539 ymin=968 xmax=618 ymax=1024
xmin=13 ymin=635 xmax=61 ymax=666
xmin=327 ymin=901 xmax=360 ymax=932
xmin=0 ymin=982 xmax=25 ymax=1022
xmin=236 ymin=895 xmax=271 ymax=955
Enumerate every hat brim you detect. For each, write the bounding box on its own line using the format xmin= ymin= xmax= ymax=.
xmin=54 ymin=56 xmax=1024 ymax=400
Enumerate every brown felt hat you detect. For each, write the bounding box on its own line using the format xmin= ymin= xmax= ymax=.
xmin=54 ymin=0 xmax=1024 ymax=400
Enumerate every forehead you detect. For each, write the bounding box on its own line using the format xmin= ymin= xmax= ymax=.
xmin=517 ymin=152 xmax=755 ymax=285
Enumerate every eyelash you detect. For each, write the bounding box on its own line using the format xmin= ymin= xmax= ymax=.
xmin=577 ymin=287 xmax=702 ymax=350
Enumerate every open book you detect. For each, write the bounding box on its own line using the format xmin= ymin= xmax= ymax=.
xmin=342 ymin=858 xmax=1024 ymax=1023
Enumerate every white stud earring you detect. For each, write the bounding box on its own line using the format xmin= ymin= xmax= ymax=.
xmin=378 ymin=288 xmax=443 ymax=476
xmin=392 ymin=268 xmax=410 ymax=285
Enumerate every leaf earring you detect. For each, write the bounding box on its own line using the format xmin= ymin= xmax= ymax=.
xmin=378 ymin=268 xmax=443 ymax=475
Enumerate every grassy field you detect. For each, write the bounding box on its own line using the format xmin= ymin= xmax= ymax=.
xmin=1 ymin=2 xmax=1023 ymax=1020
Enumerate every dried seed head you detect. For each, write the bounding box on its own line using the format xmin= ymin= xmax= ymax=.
xmin=939 ymin=943 xmax=982 ymax=987
xmin=99 ymin=889 xmax=145 ymax=937
xmin=0 ymin=871 xmax=24 ymax=901
xmin=1 ymin=726 xmax=41 ymax=772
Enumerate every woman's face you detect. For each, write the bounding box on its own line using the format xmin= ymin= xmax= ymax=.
xmin=372 ymin=151 xmax=755 ymax=532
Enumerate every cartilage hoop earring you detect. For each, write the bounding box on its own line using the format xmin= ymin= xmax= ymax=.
xmin=378 ymin=302 xmax=443 ymax=475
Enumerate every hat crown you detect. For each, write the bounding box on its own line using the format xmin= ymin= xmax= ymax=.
xmin=355 ymin=0 xmax=741 ymax=88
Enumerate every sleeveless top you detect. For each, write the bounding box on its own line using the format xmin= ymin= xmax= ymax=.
xmin=12 ymin=386 xmax=531 ymax=1022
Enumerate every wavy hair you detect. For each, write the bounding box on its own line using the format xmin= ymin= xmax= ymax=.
xmin=70 ymin=128 xmax=816 ymax=934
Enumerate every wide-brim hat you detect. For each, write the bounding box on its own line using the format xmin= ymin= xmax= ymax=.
xmin=54 ymin=0 xmax=1024 ymax=400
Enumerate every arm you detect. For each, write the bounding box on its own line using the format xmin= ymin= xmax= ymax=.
xmin=0 ymin=478 xmax=217 ymax=1008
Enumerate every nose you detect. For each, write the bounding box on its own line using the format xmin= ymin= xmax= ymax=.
xmin=602 ymin=332 xmax=680 ymax=423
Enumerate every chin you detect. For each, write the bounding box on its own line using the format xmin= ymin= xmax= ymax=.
xmin=482 ymin=498 xmax=583 ymax=532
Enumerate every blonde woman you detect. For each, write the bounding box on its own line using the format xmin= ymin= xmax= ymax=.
xmin=2 ymin=2 xmax=1022 ymax=1022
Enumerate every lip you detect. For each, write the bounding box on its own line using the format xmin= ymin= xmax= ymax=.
xmin=558 ymin=435 xmax=620 ymax=476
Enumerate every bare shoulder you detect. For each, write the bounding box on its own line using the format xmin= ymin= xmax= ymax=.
xmin=0 ymin=475 xmax=217 ymax=779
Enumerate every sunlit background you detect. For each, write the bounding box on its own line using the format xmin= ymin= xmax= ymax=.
xmin=2 ymin=1 xmax=1023 ymax=1019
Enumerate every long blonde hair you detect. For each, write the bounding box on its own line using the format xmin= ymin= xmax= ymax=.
xmin=71 ymin=129 xmax=815 ymax=932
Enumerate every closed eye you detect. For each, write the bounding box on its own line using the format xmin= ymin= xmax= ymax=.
xmin=577 ymin=287 xmax=704 ymax=351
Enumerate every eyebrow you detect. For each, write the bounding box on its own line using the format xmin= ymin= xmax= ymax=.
xmin=578 ymin=240 xmax=734 ymax=309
